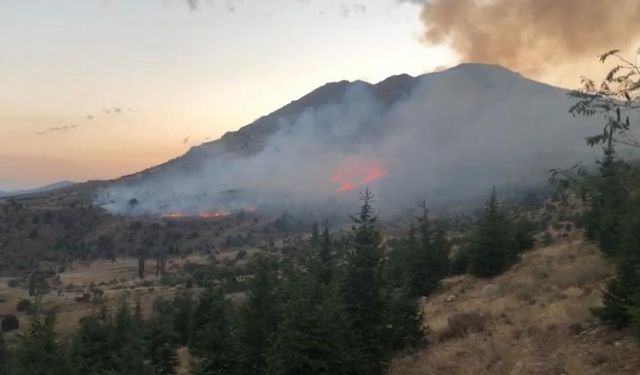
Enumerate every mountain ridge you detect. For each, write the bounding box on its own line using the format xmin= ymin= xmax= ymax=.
xmin=97 ymin=63 xmax=603 ymax=216
xmin=123 ymin=63 xmax=555 ymax=182
xmin=0 ymin=181 xmax=77 ymax=198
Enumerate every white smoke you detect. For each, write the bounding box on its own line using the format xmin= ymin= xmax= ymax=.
xmin=97 ymin=64 xmax=608 ymax=218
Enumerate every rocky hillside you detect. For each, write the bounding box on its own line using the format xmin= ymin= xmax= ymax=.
xmin=97 ymin=64 xmax=605 ymax=216
xmin=391 ymin=237 xmax=640 ymax=375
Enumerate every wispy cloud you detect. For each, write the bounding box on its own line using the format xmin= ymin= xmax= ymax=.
xmin=339 ymin=3 xmax=366 ymax=18
xmin=35 ymin=125 xmax=78 ymax=136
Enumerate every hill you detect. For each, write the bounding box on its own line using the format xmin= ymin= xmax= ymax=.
xmin=0 ymin=181 xmax=76 ymax=198
xmin=391 ymin=237 xmax=640 ymax=375
xmin=96 ymin=64 xmax=605 ymax=217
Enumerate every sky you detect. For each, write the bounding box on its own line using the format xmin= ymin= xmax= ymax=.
xmin=1 ymin=0 xmax=637 ymax=190
xmin=0 ymin=0 xmax=455 ymax=190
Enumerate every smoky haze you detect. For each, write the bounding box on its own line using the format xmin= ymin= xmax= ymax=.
xmin=411 ymin=0 xmax=640 ymax=77
xmin=96 ymin=64 xmax=611 ymax=219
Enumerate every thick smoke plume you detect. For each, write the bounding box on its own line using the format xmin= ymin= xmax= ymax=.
xmin=97 ymin=64 xmax=609 ymax=219
xmin=413 ymin=0 xmax=640 ymax=77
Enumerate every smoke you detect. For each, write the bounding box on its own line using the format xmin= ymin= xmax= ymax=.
xmin=411 ymin=0 xmax=640 ymax=77
xmin=97 ymin=64 xmax=609 ymax=219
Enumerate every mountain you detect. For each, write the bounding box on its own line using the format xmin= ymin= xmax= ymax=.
xmin=0 ymin=181 xmax=77 ymax=198
xmin=98 ymin=64 xmax=606 ymax=216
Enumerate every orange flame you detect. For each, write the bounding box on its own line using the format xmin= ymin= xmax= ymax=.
xmin=331 ymin=157 xmax=387 ymax=193
xmin=162 ymin=212 xmax=188 ymax=219
xmin=199 ymin=211 xmax=231 ymax=219
xmin=162 ymin=211 xmax=231 ymax=220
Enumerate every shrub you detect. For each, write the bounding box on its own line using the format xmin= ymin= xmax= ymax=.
xmin=236 ymin=250 xmax=248 ymax=261
xmin=1 ymin=314 xmax=19 ymax=332
xmin=16 ymin=299 xmax=33 ymax=314
xmin=7 ymin=279 xmax=20 ymax=288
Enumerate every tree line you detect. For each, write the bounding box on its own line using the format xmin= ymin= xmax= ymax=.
xmin=0 ymin=187 xmax=535 ymax=375
xmin=558 ymin=49 xmax=640 ymax=339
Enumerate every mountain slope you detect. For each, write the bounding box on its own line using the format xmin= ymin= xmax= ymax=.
xmin=98 ymin=64 xmax=606 ymax=216
xmin=0 ymin=181 xmax=76 ymax=198
xmin=390 ymin=237 xmax=640 ymax=375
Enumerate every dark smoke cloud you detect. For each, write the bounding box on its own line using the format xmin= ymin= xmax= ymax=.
xmin=411 ymin=0 xmax=640 ymax=76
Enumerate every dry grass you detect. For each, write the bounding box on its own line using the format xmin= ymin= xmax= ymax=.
xmin=391 ymin=237 xmax=640 ymax=375
xmin=0 ymin=254 xmax=214 ymax=332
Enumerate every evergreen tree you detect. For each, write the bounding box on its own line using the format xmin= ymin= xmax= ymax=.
xmin=67 ymin=301 xmax=150 ymax=375
xmin=145 ymin=299 xmax=180 ymax=375
xmin=597 ymin=201 xmax=640 ymax=329
xmin=112 ymin=300 xmax=148 ymax=374
xmin=311 ymin=222 xmax=320 ymax=246
xmin=592 ymin=143 xmax=629 ymax=257
xmin=173 ymin=287 xmax=195 ymax=347
xmin=237 ymin=258 xmax=281 ymax=375
xmin=469 ymin=188 xmax=513 ymax=278
xmin=267 ymin=268 xmax=362 ymax=375
xmin=138 ymin=254 xmax=146 ymax=279
xmin=17 ymin=301 xmax=65 ymax=375
xmin=318 ymin=221 xmax=333 ymax=284
xmin=67 ymin=308 xmax=115 ymax=374
xmin=190 ymin=288 xmax=239 ymax=375
xmin=403 ymin=206 xmax=450 ymax=297
xmin=510 ymin=219 xmax=536 ymax=255
xmin=340 ymin=189 xmax=388 ymax=375
xmin=0 ymin=333 xmax=12 ymax=375
xmin=383 ymin=287 xmax=424 ymax=352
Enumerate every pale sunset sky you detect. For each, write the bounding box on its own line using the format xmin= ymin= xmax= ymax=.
xmin=0 ymin=0 xmax=626 ymax=190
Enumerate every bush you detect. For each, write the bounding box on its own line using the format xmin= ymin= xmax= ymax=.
xmin=7 ymin=279 xmax=20 ymax=288
xmin=16 ymin=299 xmax=33 ymax=314
xmin=1 ymin=314 xmax=19 ymax=332
xmin=235 ymin=250 xmax=248 ymax=261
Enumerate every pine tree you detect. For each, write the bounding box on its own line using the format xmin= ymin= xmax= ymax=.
xmin=17 ymin=300 xmax=65 ymax=375
xmin=318 ymin=221 xmax=333 ymax=284
xmin=592 ymin=143 xmax=629 ymax=257
xmin=68 ymin=301 xmax=151 ymax=374
xmin=597 ymin=201 xmax=640 ymax=329
xmin=0 ymin=333 xmax=12 ymax=375
xmin=173 ymin=287 xmax=195 ymax=347
xmin=403 ymin=205 xmax=450 ymax=297
xmin=469 ymin=188 xmax=513 ymax=278
xmin=190 ymin=287 xmax=239 ymax=375
xmin=340 ymin=188 xmax=388 ymax=375
xmin=67 ymin=308 xmax=115 ymax=374
xmin=138 ymin=254 xmax=146 ymax=279
xmin=237 ymin=258 xmax=280 ymax=375
xmin=145 ymin=299 xmax=180 ymax=375
xmin=112 ymin=300 xmax=148 ymax=374
xmin=383 ymin=287 xmax=424 ymax=352
xmin=311 ymin=222 xmax=320 ymax=246
xmin=267 ymin=267 xmax=363 ymax=375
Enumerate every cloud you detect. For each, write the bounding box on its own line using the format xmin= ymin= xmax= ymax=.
xmin=101 ymin=106 xmax=126 ymax=115
xmin=339 ymin=3 xmax=367 ymax=18
xmin=184 ymin=0 xmax=243 ymax=12
xmin=35 ymin=125 xmax=78 ymax=135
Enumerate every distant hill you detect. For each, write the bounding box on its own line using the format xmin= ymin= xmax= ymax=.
xmin=97 ymin=63 xmax=607 ymax=216
xmin=0 ymin=181 xmax=77 ymax=198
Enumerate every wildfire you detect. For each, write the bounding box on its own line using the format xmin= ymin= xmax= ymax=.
xmin=199 ymin=211 xmax=231 ymax=219
xmin=162 ymin=210 xmax=231 ymax=220
xmin=162 ymin=212 xmax=187 ymax=219
xmin=331 ymin=157 xmax=387 ymax=193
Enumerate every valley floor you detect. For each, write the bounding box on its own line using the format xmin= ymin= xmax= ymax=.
xmin=391 ymin=237 xmax=640 ymax=375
